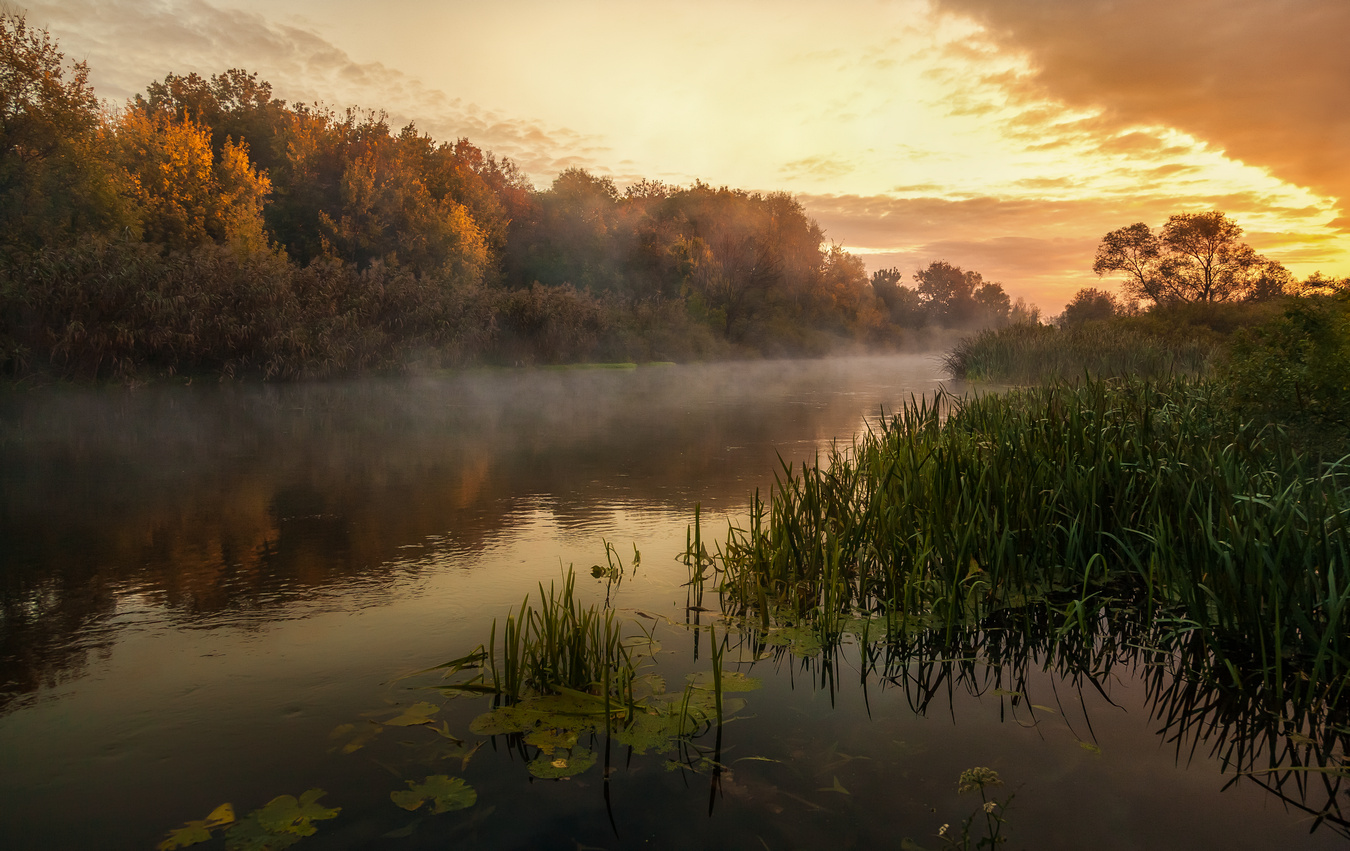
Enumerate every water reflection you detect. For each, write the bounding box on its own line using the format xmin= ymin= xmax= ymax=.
xmin=0 ymin=357 xmax=946 ymax=714
xmin=739 ymin=598 xmax=1350 ymax=842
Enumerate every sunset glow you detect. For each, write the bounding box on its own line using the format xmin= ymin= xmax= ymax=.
xmin=28 ymin=0 xmax=1350 ymax=312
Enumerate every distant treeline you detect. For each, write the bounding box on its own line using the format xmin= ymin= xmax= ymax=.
xmin=0 ymin=16 xmax=1022 ymax=381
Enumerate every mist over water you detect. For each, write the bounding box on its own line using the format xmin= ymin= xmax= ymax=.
xmin=0 ymin=355 xmax=1340 ymax=851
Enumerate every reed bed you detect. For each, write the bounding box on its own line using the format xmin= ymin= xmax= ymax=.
xmin=712 ymin=377 xmax=1350 ymax=705
xmin=944 ymin=322 xmax=1215 ymax=384
xmin=484 ymin=569 xmax=636 ymax=705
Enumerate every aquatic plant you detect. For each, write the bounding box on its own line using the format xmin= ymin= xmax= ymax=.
xmin=944 ymin=321 xmax=1215 ymax=383
xmin=712 ymin=377 xmax=1350 ymax=710
xmin=157 ymin=789 xmax=339 ymax=851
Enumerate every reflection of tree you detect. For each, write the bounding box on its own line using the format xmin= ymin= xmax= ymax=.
xmin=740 ymin=600 xmax=1350 ymax=837
xmin=0 ymin=359 xmax=939 ymax=714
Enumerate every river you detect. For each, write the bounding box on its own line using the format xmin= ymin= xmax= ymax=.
xmin=0 ymin=356 xmax=1341 ymax=850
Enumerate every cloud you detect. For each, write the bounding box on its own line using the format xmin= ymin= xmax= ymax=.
xmin=23 ymin=0 xmax=604 ymax=182
xmin=929 ymin=0 xmax=1350 ymax=214
xmin=780 ymin=155 xmax=858 ymax=181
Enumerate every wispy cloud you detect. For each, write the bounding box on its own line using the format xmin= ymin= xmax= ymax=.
xmin=25 ymin=0 xmax=605 ymax=181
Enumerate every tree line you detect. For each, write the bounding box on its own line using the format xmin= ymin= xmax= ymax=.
xmin=0 ymin=16 xmax=1025 ymax=381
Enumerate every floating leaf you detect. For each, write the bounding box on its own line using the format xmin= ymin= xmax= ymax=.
xmin=528 ymin=747 xmax=597 ymax=779
xmin=1078 ymin=741 xmax=1103 ymax=755
xmin=468 ymin=705 xmax=535 ymax=736
xmin=385 ymin=701 xmax=441 ymax=727
xmin=205 ymin=804 xmax=236 ymax=829
xmin=158 ymin=803 xmax=236 ymax=850
xmin=525 ymin=727 xmax=579 ymax=754
xmin=1029 ymin=704 xmax=1057 ymax=715
xmin=631 ymin=673 xmax=667 ymax=700
xmin=254 ymin=789 xmax=340 ymax=837
xmin=158 ymin=821 xmax=214 ymax=850
xmin=611 ymin=711 xmax=682 ymax=755
xmin=391 ymin=775 xmax=477 ymax=814
xmin=330 ymin=722 xmax=382 ymax=754
xmin=687 ymin=671 xmax=763 ymax=693
xmin=223 ymin=816 xmax=302 ymax=851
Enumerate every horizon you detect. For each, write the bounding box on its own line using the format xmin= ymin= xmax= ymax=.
xmin=23 ymin=0 xmax=1350 ymax=313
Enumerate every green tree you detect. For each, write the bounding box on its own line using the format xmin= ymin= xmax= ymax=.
xmin=1059 ymin=287 xmax=1118 ymax=325
xmin=914 ymin=260 xmax=980 ymax=326
xmin=0 ymin=14 xmax=128 ymax=249
xmin=973 ymin=281 xmax=1011 ymax=326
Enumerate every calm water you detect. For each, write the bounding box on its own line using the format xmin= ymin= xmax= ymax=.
xmin=0 ymin=356 xmax=1341 ymax=850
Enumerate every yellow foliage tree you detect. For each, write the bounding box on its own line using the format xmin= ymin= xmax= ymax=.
xmin=114 ymin=109 xmax=270 ymax=250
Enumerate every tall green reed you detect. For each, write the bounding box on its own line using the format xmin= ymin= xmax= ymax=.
xmin=713 ymin=377 xmax=1350 ymax=705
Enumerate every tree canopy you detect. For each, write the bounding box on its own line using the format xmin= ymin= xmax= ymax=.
xmin=1093 ymin=212 xmax=1290 ymax=304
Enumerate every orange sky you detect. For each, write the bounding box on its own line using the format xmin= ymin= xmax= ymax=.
xmin=26 ymin=0 xmax=1350 ymax=313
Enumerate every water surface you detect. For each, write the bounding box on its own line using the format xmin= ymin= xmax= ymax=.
xmin=0 ymin=356 xmax=1341 ymax=849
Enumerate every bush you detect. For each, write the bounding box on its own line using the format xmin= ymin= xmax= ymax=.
xmin=1220 ymin=291 xmax=1350 ymax=432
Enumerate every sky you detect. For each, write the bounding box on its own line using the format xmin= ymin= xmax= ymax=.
xmin=20 ymin=0 xmax=1350 ymax=312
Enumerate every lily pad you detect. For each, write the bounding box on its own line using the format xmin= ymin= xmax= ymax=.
xmin=469 ymin=705 xmax=543 ymax=736
xmin=611 ymin=710 xmax=682 ymax=755
xmin=385 ymin=701 xmax=441 ymax=727
xmin=223 ymin=817 xmax=302 ymax=851
xmin=528 ymin=747 xmax=597 ymax=779
xmin=686 ymin=671 xmax=763 ymax=693
xmin=157 ymin=803 xmax=235 ymax=850
xmin=525 ymin=726 xmax=579 ymax=754
xmin=158 ymin=821 xmax=214 ymax=850
xmin=330 ymin=721 xmax=382 ymax=754
xmin=390 ymin=775 xmax=477 ymax=814
xmin=254 ymin=789 xmax=340 ymax=837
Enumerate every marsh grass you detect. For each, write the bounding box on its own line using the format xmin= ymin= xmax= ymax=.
xmin=944 ymin=322 xmax=1215 ymax=384
xmin=710 ymin=377 xmax=1350 ymax=710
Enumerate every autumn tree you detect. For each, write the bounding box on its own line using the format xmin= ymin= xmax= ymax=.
xmin=136 ymin=69 xmax=289 ymax=176
xmin=0 ymin=14 xmax=128 ymax=249
xmin=113 ymin=109 xmax=271 ymax=250
xmin=1093 ymin=211 xmax=1290 ymax=303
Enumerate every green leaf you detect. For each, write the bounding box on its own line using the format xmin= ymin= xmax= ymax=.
xmin=384 ymin=701 xmax=441 ymax=727
xmin=158 ymin=803 xmax=235 ymax=850
xmin=254 ymin=789 xmax=340 ymax=837
xmin=611 ymin=711 xmax=682 ymax=755
xmin=205 ymin=804 xmax=236 ymax=829
xmin=525 ymin=726 xmax=579 ymax=754
xmin=330 ymin=721 xmax=381 ymax=754
xmin=158 ymin=821 xmax=214 ymax=850
xmin=528 ymin=747 xmax=597 ymax=779
xmin=687 ymin=671 xmax=763 ymax=693
xmin=391 ymin=775 xmax=477 ymax=814
xmin=224 ymin=817 xmax=300 ymax=851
